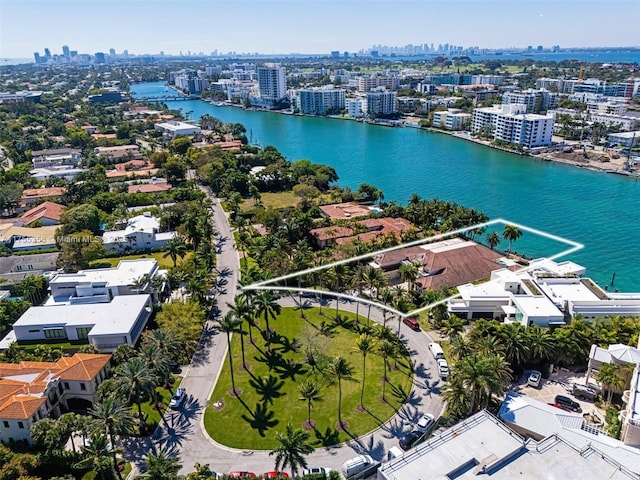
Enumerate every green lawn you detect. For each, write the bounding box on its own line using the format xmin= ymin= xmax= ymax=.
xmin=240 ymin=191 xmax=335 ymax=212
xmin=134 ymin=376 xmax=182 ymax=435
xmin=90 ymin=251 xmax=193 ymax=269
xmin=205 ymin=307 xmax=414 ymax=449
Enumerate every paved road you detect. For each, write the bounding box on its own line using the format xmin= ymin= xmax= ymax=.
xmin=123 ymin=188 xmax=444 ymax=476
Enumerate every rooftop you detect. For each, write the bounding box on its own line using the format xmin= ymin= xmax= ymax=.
xmin=18 ymin=201 xmax=66 ymax=225
xmin=319 ymin=202 xmax=372 ymax=219
xmin=49 ymin=258 xmax=158 ymax=292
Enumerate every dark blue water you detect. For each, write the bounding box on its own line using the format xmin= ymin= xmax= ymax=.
xmin=132 ymin=82 xmax=640 ymax=292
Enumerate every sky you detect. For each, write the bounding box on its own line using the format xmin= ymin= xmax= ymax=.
xmin=1 ymin=0 xmax=639 ymax=58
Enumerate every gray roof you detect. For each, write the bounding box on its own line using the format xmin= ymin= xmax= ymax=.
xmin=0 ymin=253 xmax=59 ymax=275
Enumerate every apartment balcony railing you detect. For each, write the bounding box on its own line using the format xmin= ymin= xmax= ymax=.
xmin=623 ymin=390 xmax=631 ymax=404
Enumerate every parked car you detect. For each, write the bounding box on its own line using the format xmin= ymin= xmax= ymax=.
xmin=402 ymin=317 xmax=420 ymax=331
xmin=341 ymin=455 xmax=376 ymax=479
xmin=573 ymin=384 xmax=598 ymax=401
xmin=262 ymin=472 xmax=289 ymax=479
xmin=554 ymin=394 xmax=582 ymax=413
xmin=169 ymin=387 xmax=186 ymax=409
xmin=416 ymin=413 xmax=435 ymax=432
xmin=437 ymin=358 xmax=449 ymax=380
xmin=399 ymin=430 xmax=422 ymax=451
xmin=527 ymin=370 xmax=542 ymax=388
xmin=301 ymin=468 xmax=331 ymax=476
xmin=429 ymin=342 xmax=445 ymax=360
xmin=228 ymin=473 xmax=256 ymax=479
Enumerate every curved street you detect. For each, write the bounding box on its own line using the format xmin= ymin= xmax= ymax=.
xmin=123 ymin=188 xmax=444 ymax=476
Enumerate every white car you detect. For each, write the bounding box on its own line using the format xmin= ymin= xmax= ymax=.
xmin=416 ymin=413 xmax=435 ymax=432
xmin=302 ymin=467 xmax=331 ymax=476
xmin=437 ymin=359 xmax=449 ymax=379
xmin=169 ymin=387 xmax=187 ymax=409
xmin=527 ymin=370 xmax=542 ymax=388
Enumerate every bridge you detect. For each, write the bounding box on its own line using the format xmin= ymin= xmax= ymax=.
xmin=144 ymin=95 xmax=195 ymax=102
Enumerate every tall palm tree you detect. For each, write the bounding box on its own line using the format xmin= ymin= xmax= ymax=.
xmin=526 ymin=325 xmax=556 ymax=364
xmin=227 ymin=295 xmax=253 ymax=364
xmin=326 ymin=356 xmax=354 ymax=428
xmin=327 ymin=264 xmax=349 ymax=319
xmin=138 ymin=343 xmax=171 ymax=389
xmin=379 ymin=288 xmax=394 ymax=327
xmin=298 ymin=380 xmax=322 ymax=428
xmin=398 ymin=261 xmax=420 ymax=292
xmin=353 ymin=334 xmax=377 ymax=408
xmin=502 ymin=224 xmax=522 ymax=254
xmin=89 ymin=398 xmax=134 ymax=480
xmin=147 ymin=328 xmax=180 ymax=363
xmin=449 ymin=336 xmax=473 ymax=361
xmin=18 ymin=275 xmax=44 ymax=305
xmin=254 ymin=291 xmax=281 ymax=349
xmin=458 ymin=354 xmax=511 ymax=415
xmin=163 ymin=236 xmax=188 ymax=267
xmin=215 ymin=312 xmax=242 ymax=396
xmin=142 ymin=447 xmax=183 ymax=480
xmin=74 ymin=432 xmax=115 ymax=480
xmin=113 ymin=358 xmax=157 ymax=430
xmin=184 ymin=210 xmax=202 ymax=251
xmin=441 ymin=375 xmax=472 ymax=419
xmin=439 ymin=315 xmax=465 ymax=340
xmin=378 ymin=340 xmax=395 ymax=401
xmin=269 ymin=423 xmax=314 ymax=479
xmin=486 ymin=231 xmax=500 ymax=250
xmin=500 ymin=323 xmax=529 ymax=367
xmin=597 ymin=363 xmax=625 ymax=404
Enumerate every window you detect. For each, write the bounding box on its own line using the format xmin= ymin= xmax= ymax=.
xmin=64 ymin=382 xmax=70 ymax=389
xmin=18 ymin=422 xmax=24 ymax=429
xmin=44 ymin=328 xmax=66 ymax=340
xmin=3 ymin=421 xmax=8 ymax=428
xmin=80 ymin=383 xmax=86 ymax=391
xmin=76 ymin=327 xmax=91 ymax=340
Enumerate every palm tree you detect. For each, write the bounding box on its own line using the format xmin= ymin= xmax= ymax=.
xmin=298 ymin=380 xmax=322 ymax=428
xmin=526 ymin=325 xmax=555 ymax=364
xmin=353 ymin=334 xmax=377 ymax=408
xmin=163 ymin=236 xmax=188 ymax=268
xmin=378 ymin=340 xmax=395 ymax=400
xmin=379 ymin=288 xmax=394 ymax=327
xmin=269 ymin=423 xmax=314 ymax=479
xmin=142 ymin=447 xmax=183 ymax=480
xmin=147 ymin=328 xmax=181 ymax=363
xmin=89 ymin=398 xmax=134 ymax=480
xmin=458 ymin=354 xmax=511 ymax=415
xmin=398 ymin=261 xmax=420 ymax=292
xmin=597 ymin=363 xmax=625 ymax=405
xmin=327 ymin=264 xmax=349 ymax=319
xmin=227 ymin=295 xmax=253 ymax=365
xmin=500 ymin=323 xmax=529 ymax=367
xmin=254 ymin=291 xmax=281 ymax=349
xmin=441 ymin=375 xmax=472 ymax=419
xmin=486 ymin=231 xmax=500 ymax=250
xmin=439 ymin=315 xmax=465 ymax=340
xmin=138 ymin=343 xmax=170 ymax=390
xmin=74 ymin=433 xmax=115 ymax=480
xmin=326 ymin=356 xmax=354 ymax=428
xmin=18 ymin=275 xmax=44 ymax=305
xmin=449 ymin=336 xmax=473 ymax=361
xmin=215 ymin=312 xmax=242 ymax=396
xmin=113 ymin=358 xmax=157 ymax=431
xmin=502 ymin=224 xmax=522 ymax=254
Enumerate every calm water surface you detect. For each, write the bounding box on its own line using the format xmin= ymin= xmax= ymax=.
xmin=132 ymin=82 xmax=640 ymax=292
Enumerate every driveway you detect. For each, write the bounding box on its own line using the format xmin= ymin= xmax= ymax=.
xmin=123 ymin=187 xmax=444 ymax=476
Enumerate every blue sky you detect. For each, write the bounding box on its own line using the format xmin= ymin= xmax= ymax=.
xmin=1 ymin=0 xmax=638 ymax=58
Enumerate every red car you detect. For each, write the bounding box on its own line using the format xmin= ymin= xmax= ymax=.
xmin=229 ymin=473 xmax=256 ymax=478
xmin=262 ymin=473 xmax=289 ymax=479
xmin=403 ymin=316 xmax=420 ymax=331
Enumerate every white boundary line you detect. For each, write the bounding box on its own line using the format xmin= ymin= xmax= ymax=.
xmin=242 ymin=219 xmax=584 ymax=319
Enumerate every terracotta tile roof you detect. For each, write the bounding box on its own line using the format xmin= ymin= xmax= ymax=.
xmin=18 ymin=201 xmax=66 ymax=225
xmin=319 ymin=202 xmax=372 ymax=219
xmin=57 ymin=354 xmax=111 ymax=381
xmin=0 ymin=395 xmax=46 ymax=420
xmin=358 ymin=217 xmax=415 ymax=233
xmin=21 ymin=187 xmax=66 ymax=201
xmin=128 ymin=182 xmax=172 ymax=194
xmin=310 ymin=226 xmax=354 ymax=242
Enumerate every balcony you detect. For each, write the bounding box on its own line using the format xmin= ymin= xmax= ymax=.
xmin=623 ymin=390 xmax=631 ymax=404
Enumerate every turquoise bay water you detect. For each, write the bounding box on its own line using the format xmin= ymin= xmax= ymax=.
xmin=132 ymin=82 xmax=640 ymax=292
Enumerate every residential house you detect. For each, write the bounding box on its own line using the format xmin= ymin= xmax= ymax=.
xmin=0 ymin=353 xmax=111 ymax=444
xmin=319 ymin=202 xmax=373 ymax=220
xmin=0 ymin=223 xmax=58 ymax=252
xmin=154 ymin=120 xmax=201 ymax=138
xmin=127 ymin=181 xmax=172 ymax=194
xmin=0 ymin=252 xmax=59 ymax=285
xmin=20 ymin=187 xmax=66 ymax=211
xmin=18 ymin=201 xmax=66 ymax=226
xmin=102 ymin=212 xmax=176 ymax=253
xmin=94 ymin=145 xmax=142 ymax=162
xmin=30 ymin=148 xmax=82 ymax=169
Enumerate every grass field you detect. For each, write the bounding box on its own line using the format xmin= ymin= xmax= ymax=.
xmin=90 ymin=251 xmax=192 ymax=269
xmin=205 ymin=307 xmax=414 ymax=449
xmin=240 ymin=191 xmax=335 ymax=212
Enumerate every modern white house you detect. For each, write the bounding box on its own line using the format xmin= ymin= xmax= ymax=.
xmin=10 ymin=294 xmax=153 ymax=352
xmin=102 ymin=212 xmax=176 ymax=253
xmin=47 ymin=258 xmax=164 ymax=304
xmin=31 ymin=148 xmax=82 ymax=168
xmin=0 ymin=353 xmax=111 ymax=444
xmin=30 ymin=165 xmax=86 ymax=182
xmin=153 ymin=120 xmax=201 ymax=138
xmin=448 ymin=258 xmax=640 ymax=327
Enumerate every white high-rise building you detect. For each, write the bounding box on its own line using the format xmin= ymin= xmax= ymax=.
xmin=298 ymin=87 xmax=346 ymax=115
xmin=258 ymin=64 xmax=286 ymax=102
xmin=472 ymin=104 xmax=553 ymax=147
xmin=346 ymin=98 xmax=366 ymax=118
xmin=366 ymin=89 xmax=397 ymax=116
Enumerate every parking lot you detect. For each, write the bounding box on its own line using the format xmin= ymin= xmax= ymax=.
xmin=512 ymin=369 xmax=605 ymax=418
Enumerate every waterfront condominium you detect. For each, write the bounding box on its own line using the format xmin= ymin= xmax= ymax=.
xmin=472 ymin=103 xmax=554 ymax=148
xmin=366 ymin=88 xmax=397 ymax=117
xmin=258 ymin=64 xmax=286 ymax=102
xmin=297 ymin=86 xmax=346 ymax=115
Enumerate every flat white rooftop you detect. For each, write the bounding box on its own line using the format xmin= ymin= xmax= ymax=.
xmin=14 ymin=295 xmax=151 ymax=334
xmin=49 ymin=259 xmax=158 ymax=288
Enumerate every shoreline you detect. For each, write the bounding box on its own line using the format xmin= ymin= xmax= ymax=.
xmin=145 ymin=87 xmax=639 ymax=180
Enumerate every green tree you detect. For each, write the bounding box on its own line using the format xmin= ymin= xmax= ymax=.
xmin=500 ymin=323 xmax=529 ymax=367
xmin=254 ymin=291 xmax=282 ymax=349
xmin=74 ymin=432 xmax=115 ymax=480
xmin=439 ymin=315 xmax=465 ymax=340
xmin=597 ymin=363 xmax=625 ymax=405
xmin=378 ymin=340 xmax=395 ymax=401
xmin=326 ymin=356 xmax=354 ymax=428
xmin=59 ymin=203 xmax=103 ymax=236
xmin=113 ymin=358 xmax=157 ymax=431
xmin=486 ymin=231 xmax=500 ymax=250
xmin=163 ymin=236 xmax=188 ymax=268
xmin=269 ymin=423 xmax=314 ymax=479
xmin=215 ymin=312 xmax=243 ymax=396
xmin=89 ymin=397 xmax=134 ymax=480
xmin=353 ymin=334 xmax=377 ymax=408
xmin=398 ymin=261 xmax=420 ymax=292
xmin=298 ymin=380 xmax=323 ymax=428
xmin=502 ymin=224 xmax=522 ymax=254
xmin=170 ymin=137 xmax=192 ymax=155
xmin=156 ymin=301 xmax=207 ymax=360
xmin=526 ymin=325 xmax=555 ymax=364
xmin=56 ymin=229 xmax=106 ymax=272
xmin=142 ymin=448 xmax=183 ymax=480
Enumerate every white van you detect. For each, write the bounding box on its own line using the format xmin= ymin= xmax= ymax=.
xmin=429 ymin=342 xmax=445 ymax=360
xmin=341 ymin=454 xmax=375 ymax=479
xmin=387 ymin=446 xmax=403 ymax=461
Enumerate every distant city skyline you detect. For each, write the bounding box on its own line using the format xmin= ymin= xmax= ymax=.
xmin=1 ymin=0 xmax=639 ymax=59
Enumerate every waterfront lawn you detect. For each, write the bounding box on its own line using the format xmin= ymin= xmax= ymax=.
xmin=90 ymin=251 xmax=192 ymax=269
xmin=240 ymin=191 xmax=335 ymax=212
xmin=205 ymin=307 xmax=414 ymax=449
